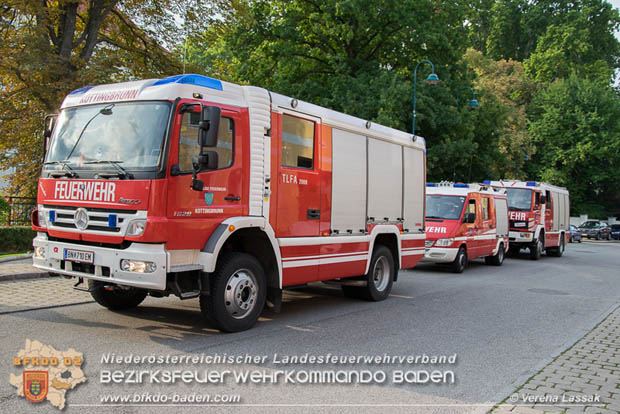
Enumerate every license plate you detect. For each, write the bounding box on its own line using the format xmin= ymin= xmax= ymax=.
xmin=64 ymin=248 xmax=94 ymax=264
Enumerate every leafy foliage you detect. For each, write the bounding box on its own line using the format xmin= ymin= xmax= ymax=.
xmin=0 ymin=0 xmax=619 ymax=216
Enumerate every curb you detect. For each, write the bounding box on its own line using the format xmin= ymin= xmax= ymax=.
xmin=0 ymin=254 xmax=32 ymax=264
xmin=0 ymin=272 xmax=55 ymax=282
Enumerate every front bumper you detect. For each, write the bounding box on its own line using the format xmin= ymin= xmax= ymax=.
xmin=421 ymin=247 xmax=459 ymax=263
xmin=32 ymin=233 xmax=167 ymax=290
xmin=508 ymin=231 xmax=534 ymax=244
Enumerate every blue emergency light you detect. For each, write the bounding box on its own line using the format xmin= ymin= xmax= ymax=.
xmin=108 ymin=214 xmax=118 ymax=228
xmin=153 ymin=74 xmax=223 ymax=91
xmin=426 ymin=183 xmax=437 ymax=187
xmin=454 ymin=183 xmax=469 ymax=188
xmin=48 ymin=210 xmax=56 ymax=223
xmin=526 ymin=181 xmax=537 ymax=187
xmin=482 ymin=180 xmax=491 ymax=185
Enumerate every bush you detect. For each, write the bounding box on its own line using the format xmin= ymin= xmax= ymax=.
xmin=0 ymin=196 xmax=9 ymax=225
xmin=0 ymin=226 xmax=36 ymax=253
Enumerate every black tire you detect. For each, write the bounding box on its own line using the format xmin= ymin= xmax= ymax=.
xmin=88 ymin=280 xmax=147 ymax=310
xmin=578 ymin=239 xmax=582 ymax=243
xmin=569 ymin=235 xmax=573 ymax=243
xmin=342 ymin=245 xmax=395 ymax=301
xmin=548 ymin=235 xmax=565 ymax=257
xmin=488 ymin=243 xmax=505 ymax=266
xmin=607 ymin=233 xmax=611 ymax=241
xmin=451 ymin=246 xmax=467 ymax=273
xmin=530 ymin=236 xmax=543 ymax=260
xmin=199 ymin=252 xmax=266 ymax=333
xmin=596 ymin=233 xmax=600 ymax=240
xmin=506 ymin=246 xmax=520 ymax=257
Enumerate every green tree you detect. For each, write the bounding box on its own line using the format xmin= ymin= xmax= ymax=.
xmin=0 ymin=0 xmax=209 ymax=196
xmin=528 ymin=74 xmax=620 ymax=215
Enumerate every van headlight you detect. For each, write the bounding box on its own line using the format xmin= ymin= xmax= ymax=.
xmin=435 ymin=238 xmax=454 ymax=247
xmin=126 ymin=220 xmax=146 ymax=237
xmin=37 ymin=210 xmax=47 ymax=228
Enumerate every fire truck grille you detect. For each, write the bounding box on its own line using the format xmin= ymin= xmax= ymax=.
xmin=41 ymin=204 xmax=145 ymax=236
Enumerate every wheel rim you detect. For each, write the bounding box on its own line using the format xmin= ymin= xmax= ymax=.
xmin=372 ymin=256 xmax=390 ymax=292
xmin=459 ymin=251 xmax=466 ymax=269
xmin=224 ymin=269 xmax=258 ymax=319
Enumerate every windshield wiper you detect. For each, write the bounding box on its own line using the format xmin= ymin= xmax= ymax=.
xmin=44 ymin=160 xmax=78 ymax=178
xmin=66 ymin=103 xmax=115 ymax=160
xmin=84 ymin=160 xmax=133 ymax=179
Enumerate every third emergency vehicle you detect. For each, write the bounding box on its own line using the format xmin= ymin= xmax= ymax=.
xmin=488 ymin=180 xmax=570 ymax=260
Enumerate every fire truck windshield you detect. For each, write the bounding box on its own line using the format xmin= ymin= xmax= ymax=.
xmin=506 ymin=188 xmax=532 ymax=211
xmin=45 ymin=101 xmax=171 ymax=173
xmin=426 ymin=195 xmax=466 ymax=220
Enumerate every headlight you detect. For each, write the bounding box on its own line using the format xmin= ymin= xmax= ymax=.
xmin=520 ymin=233 xmax=531 ymax=238
xmin=126 ymin=220 xmax=146 ymax=237
xmin=425 ymin=240 xmax=434 ymax=247
xmin=120 ymin=259 xmax=156 ymax=273
xmin=34 ymin=246 xmax=46 ymax=259
xmin=435 ymin=238 xmax=454 ymax=247
xmin=37 ymin=210 xmax=47 ymax=228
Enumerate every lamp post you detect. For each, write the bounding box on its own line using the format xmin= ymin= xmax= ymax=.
xmin=412 ymin=59 xmax=440 ymax=137
xmin=457 ymin=87 xmax=479 ymax=110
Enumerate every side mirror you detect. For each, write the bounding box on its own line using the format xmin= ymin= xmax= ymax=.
xmin=43 ymin=114 xmax=57 ymax=156
xmin=540 ymin=195 xmax=547 ymax=205
xmin=463 ymin=212 xmax=476 ymax=223
xmin=192 ymin=151 xmax=219 ymax=171
xmin=198 ymin=106 xmax=221 ymax=147
xmin=190 ymin=151 xmax=219 ymax=192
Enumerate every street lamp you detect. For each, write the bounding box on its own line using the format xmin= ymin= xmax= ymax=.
xmin=412 ymin=59 xmax=440 ymax=137
xmin=457 ymin=87 xmax=479 ymax=110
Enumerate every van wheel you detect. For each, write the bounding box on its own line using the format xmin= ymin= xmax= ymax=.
xmin=487 ymin=243 xmax=505 ymax=266
xmin=199 ymin=252 xmax=266 ymax=333
xmin=88 ymin=280 xmax=147 ymax=310
xmin=530 ymin=237 xmax=543 ymax=260
xmin=451 ymin=247 xmax=467 ymax=273
xmin=342 ymin=245 xmax=394 ymax=301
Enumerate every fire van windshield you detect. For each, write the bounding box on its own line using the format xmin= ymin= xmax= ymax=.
xmin=506 ymin=188 xmax=532 ymax=211
xmin=44 ymin=101 xmax=171 ymax=177
xmin=426 ymin=195 xmax=466 ymax=221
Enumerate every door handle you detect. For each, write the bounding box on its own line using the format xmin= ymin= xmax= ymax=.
xmin=307 ymin=209 xmax=320 ymax=219
xmin=224 ymin=196 xmax=241 ymax=201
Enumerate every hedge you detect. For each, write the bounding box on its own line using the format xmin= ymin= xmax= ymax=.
xmin=0 ymin=226 xmax=36 ymax=253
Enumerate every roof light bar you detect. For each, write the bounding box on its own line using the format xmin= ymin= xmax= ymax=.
xmin=153 ymin=74 xmax=223 ymax=91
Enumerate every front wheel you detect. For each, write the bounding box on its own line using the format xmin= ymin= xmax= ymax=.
xmin=530 ymin=237 xmax=543 ymax=260
xmin=451 ymin=247 xmax=467 ymax=273
xmin=88 ymin=280 xmax=147 ymax=310
xmin=200 ymin=252 xmax=266 ymax=333
xmin=342 ymin=245 xmax=394 ymax=301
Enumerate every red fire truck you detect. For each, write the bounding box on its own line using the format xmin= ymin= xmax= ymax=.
xmin=422 ymin=182 xmax=509 ymax=273
xmin=31 ymin=74 xmax=427 ymax=332
xmin=488 ymin=180 xmax=570 ymax=260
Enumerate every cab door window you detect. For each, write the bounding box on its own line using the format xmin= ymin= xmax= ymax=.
xmin=481 ymin=197 xmax=490 ymax=220
xmin=178 ymin=111 xmax=235 ymax=172
xmin=281 ymin=114 xmax=315 ymax=169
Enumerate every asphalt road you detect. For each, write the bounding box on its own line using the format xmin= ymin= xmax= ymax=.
xmin=1 ymin=240 xmax=619 ymax=413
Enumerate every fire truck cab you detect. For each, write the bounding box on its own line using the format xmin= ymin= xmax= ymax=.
xmin=488 ymin=180 xmax=570 ymax=260
xmin=31 ymin=74 xmax=427 ymax=332
xmin=422 ymin=182 xmax=509 ymax=273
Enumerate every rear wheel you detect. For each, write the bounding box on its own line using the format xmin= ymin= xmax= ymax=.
xmin=342 ymin=245 xmax=394 ymax=301
xmin=451 ymin=247 xmax=467 ymax=273
xmin=486 ymin=243 xmax=505 ymax=266
xmin=88 ymin=280 xmax=147 ymax=310
xmin=548 ymin=236 xmax=565 ymax=257
xmin=199 ymin=252 xmax=266 ymax=333
xmin=530 ymin=236 xmax=543 ymax=260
